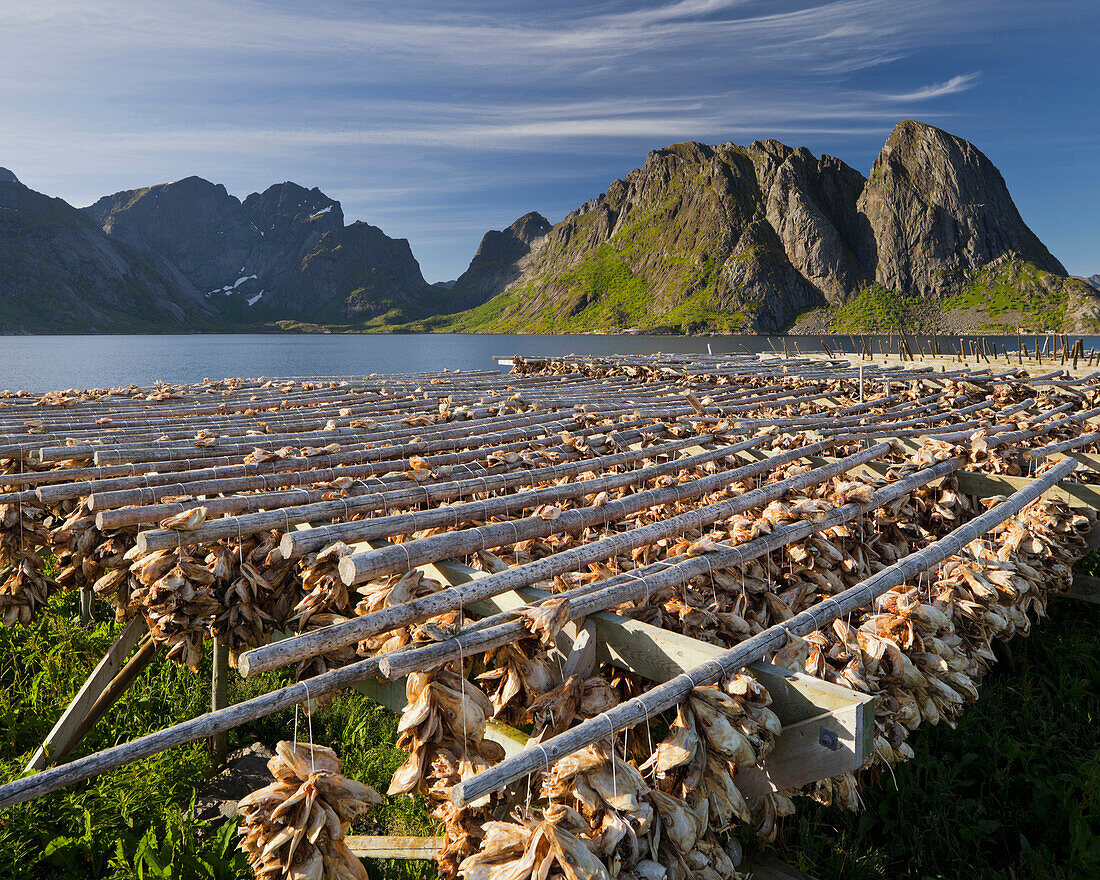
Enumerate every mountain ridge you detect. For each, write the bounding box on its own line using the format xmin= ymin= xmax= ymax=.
xmin=0 ymin=120 xmax=1096 ymax=335
xmin=413 ymin=120 xmax=1097 ymax=335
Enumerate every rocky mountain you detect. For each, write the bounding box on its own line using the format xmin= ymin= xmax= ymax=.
xmin=1 ymin=121 xmax=1095 ymax=334
xmin=438 ymin=120 xmax=1097 ymax=334
xmin=858 ymin=120 xmax=1065 ymax=294
xmin=0 ymin=175 xmax=210 ymax=333
xmin=446 ymin=212 xmax=552 ymax=311
xmin=1083 ymin=275 xmax=1100 ymax=292
xmin=85 ymin=179 xmax=427 ymax=321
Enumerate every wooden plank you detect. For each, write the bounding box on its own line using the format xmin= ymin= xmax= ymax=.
xmin=735 ymin=703 xmax=865 ymax=797
xmin=26 ymin=615 xmax=148 ymax=772
xmin=342 ymin=834 xmax=824 ymax=872
xmin=345 ymin=835 xmax=443 ymax=860
xmin=954 ymin=471 xmax=1100 ymax=509
xmin=1063 ymin=574 xmax=1100 ymax=605
xmin=460 ymin=573 xmax=874 ymax=728
xmin=559 ymin=618 xmax=598 ymax=680
xmin=746 ymin=852 xmax=822 ymax=880
xmin=211 ymin=640 xmax=230 ymax=765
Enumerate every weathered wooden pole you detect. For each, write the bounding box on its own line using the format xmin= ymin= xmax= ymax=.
xmin=210 ymin=641 xmax=229 ymax=766
xmin=238 ymin=440 xmax=883 ymax=678
xmin=449 ymin=457 xmax=1077 ymax=807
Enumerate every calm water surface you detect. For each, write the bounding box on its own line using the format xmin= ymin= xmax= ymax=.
xmin=1 ymin=333 xmax=1095 ymax=392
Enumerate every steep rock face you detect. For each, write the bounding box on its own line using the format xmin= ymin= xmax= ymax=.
xmin=0 ymin=178 xmax=207 ymax=332
xmin=84 ymin=178 xmax=425 ymax=319
xmin=463 ymin=140 xmax=828 ymax=332
xmin=284 ymin=220 xmax=427 ymax=321
xmin=85 ymin=177 xmax=261 ymax=302
xmin=447 ymin=212 xmax=551 ymax=311
xmin=0 ymin=168 xmax=19 ymax=184
xmin=858 ymin=120 xmax=1064 ymax=296
xmin=238 ymin=182 xmax=343 ymax=313
xmin=750 ymin=141 xmax=874 ymax=302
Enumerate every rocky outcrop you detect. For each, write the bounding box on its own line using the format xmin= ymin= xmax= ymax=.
xmin=1064 ymin=277 xmax=1100 ymax=333
xmin=456 ymin=120 xmax=1093 ymax=334
xmin=84 ymin=178 xmax=426 ymax=321
xmin=0 ymin=176 xmax=209 ymax=332
xmin=85 ymin=176 xmax=267 ymax=303
xmin=857 ymin=120 xmax=1064 ymax=296
xmin=0 ymin=168 xmax=19 ymax=184
xmin=1082 ymin=275 xmax=1100 ymax=292
xmin=447 ymin=212 xmax=551 ymax=311
xmin=751 ymin=141 xmax=873 ymax=302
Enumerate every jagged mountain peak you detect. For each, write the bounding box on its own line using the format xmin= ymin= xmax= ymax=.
xmin=445 ymin=211 xmax=554 ymax=312
xmin=243 ymin=181 xmax=339 ymax=217
xmin=655 ymin=141 xmax=715 ymax=164
xmin=441 ymin=120 xmax=1095 ymax=335
xmin=859 ymin=119 xmax=1066 ymax=296
xmin=507 ymin=212 xmax=552 ymax=244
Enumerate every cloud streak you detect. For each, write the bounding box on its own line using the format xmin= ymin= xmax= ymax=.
xmin=0 ymin=0 xmax=1091 ymax=279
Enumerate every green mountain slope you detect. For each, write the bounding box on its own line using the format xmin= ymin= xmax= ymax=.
xmin=0 ymin=179 xmax=212 ymax=333
xmin=406 ymin=122 xmax=1098 ymax=335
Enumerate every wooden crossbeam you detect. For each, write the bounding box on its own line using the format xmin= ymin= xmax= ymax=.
xmin=26 ymin=616 xmax=148 ymax=772
xmin=345 ymin=835 xmax=444 ymax=860
xmin=343 ymin=834 xmax=821 ymax=880
xmin=422 ymin=560 xmax=877 ymax=797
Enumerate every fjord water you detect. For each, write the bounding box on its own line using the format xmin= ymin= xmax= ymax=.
xmin=1 ymin=333 xmax=1096 ymax=392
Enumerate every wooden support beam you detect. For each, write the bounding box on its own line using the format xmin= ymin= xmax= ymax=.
xmin=745 ymin=853 xmax=823 ymax=880
xmin=424 ymin=559 xmax=876 ymax=730
xmin=79 ymin=585 xmax=93 ymax=625
xmin=26 ymin=616 xmax=148 ymax=772
xmin=433 ymin=567 xmax=876 ymax=796
xmin=344 ymin=833 xmax=820 ymax=880
xmin=1064 ymin=574 xmax=1100 ymax=605
xmin=953 ymin=472 xmax=1100 ymax=509
xmin=559 ymin=618 xmax=598 ymax=680
xmin=345 ymin=835 xmax=443 ymax=860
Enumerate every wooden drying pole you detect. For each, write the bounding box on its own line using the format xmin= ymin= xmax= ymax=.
xmin=374 ymin=451 xmax=956 ymax=681
xmin=449 ymin=457 xmax=1077 ymax=806
xmin=238 ymin=439 xmax=882 ymax=677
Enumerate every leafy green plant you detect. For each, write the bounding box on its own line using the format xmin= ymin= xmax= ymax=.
xmin=125 ymin=812 xmax=246 ymax=880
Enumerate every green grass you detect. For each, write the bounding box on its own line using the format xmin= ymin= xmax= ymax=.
xmin=766 ymin=596 xmax=1100 ymax=880
xmin=0 ymin=591 xmax=433 ymax=880
xmin=830 ymin=286 xmax=926 ymax=333
xmin=1 ymin=575 xmax=1096 ymax=879
xmin=943 ymin=261 xmax=1067 ymax=331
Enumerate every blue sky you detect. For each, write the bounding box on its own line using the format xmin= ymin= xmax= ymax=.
xmin=1 ymin=0 xmax=1096 ymax=280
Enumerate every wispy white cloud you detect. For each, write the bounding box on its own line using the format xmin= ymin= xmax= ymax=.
xmin=883 ymin=73 xmax=981 ymax=101
xmin=0 ymin=0 xmax=1059 ymax=279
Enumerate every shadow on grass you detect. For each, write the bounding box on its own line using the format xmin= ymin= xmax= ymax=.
xmin=766 ymin=599 xmax=1100 ymax=880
